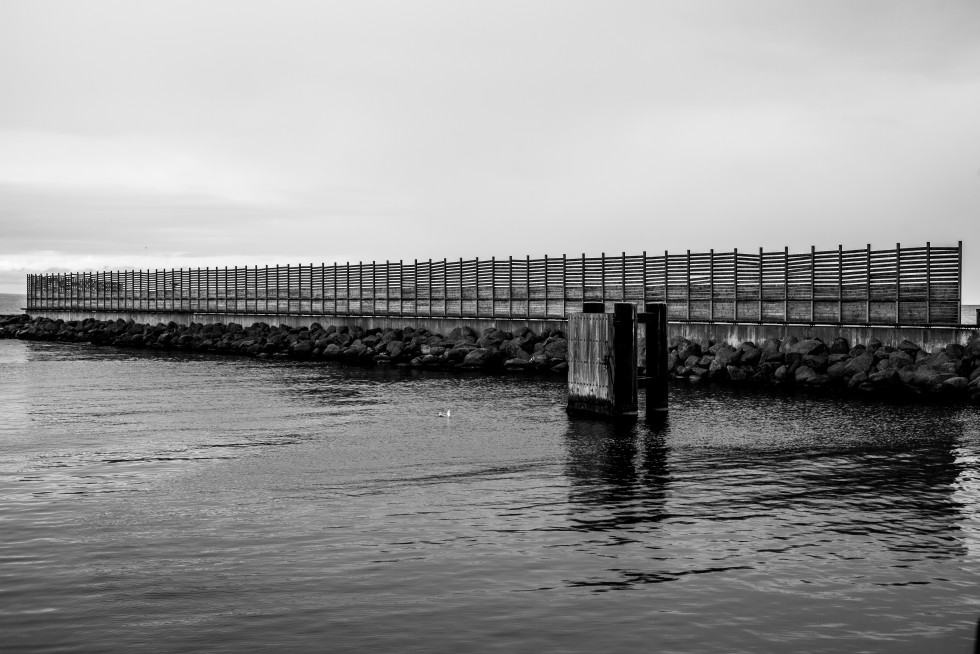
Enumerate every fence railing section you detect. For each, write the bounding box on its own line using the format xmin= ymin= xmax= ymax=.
xmin=25 ymin=242 xmax=963 ymax=326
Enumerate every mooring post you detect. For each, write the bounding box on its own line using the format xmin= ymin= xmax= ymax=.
xmin=612 ymin=302 xmax=638 ymax=416
xmin=566 ymin=302 xmax=637 ymax=418
xmin=975 ymin=307 xmax=979 ymax=326
xmin=640 ymin=302 xmax=668 ymax=414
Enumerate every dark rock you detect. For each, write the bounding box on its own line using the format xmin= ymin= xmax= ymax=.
xmin=773 ymin=365 xmax=790 ymax=382
xmin=726 ymin=365 xmax=750 ymax=382
xmin=847 ymin=371 xmax=869 ymax=389
xmin=849 ymin=345 xmax=867 ymax=358
xmin=740 ymin=346 xmax=762 ymax=366
xmin=844 ymin=353 xmax=874 ymax=376
xmin=476 ymin=329 xmax=508 ymax=349
xmin=946 ymin=343 xmax=966 ymax=359
xmin=714 ymin=345 xmax=741 ymax=367
xmin=543 ymin=337 xmax=568 ymax=360
xmin=677 ymin=341 xmax=701 ymax=362
xmin=790 ymin=338 xmax=827 ymax=357
xmin=827 ymin=361 xmax=848 ymax=378
xmin=828 ymin=337 xmax=850 ymax=355
xmin=867 ymin=368 xmax=899 ymax=388
xmin=761 ymin=351 xmax=785 ymax=365
xmin=911 ymin=368 xmax=955 ymax=388
xmin=888 ymin=351 xmax=914 ymax=369
xmin=794 ymin=365 xmax=819 ymax=383
xmin=801 ymin=355 xmax=828 ymax=372
xmin=942 ymin=376 xmax=970 ymax=392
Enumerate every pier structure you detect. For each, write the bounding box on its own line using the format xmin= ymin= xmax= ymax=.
xmin=21 ymin=242 xmax=977 ymax=352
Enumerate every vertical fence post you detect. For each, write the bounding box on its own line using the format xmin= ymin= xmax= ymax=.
xmin=663 ymin=250 xmax=669 ymax=311
xmin=686 ymin=249 xmax=691 ymax=321
xmin=709 ymin=249 xmax=715 ymax=321
xmin=475 ymin=256 xmax=480 ymax=318
xmin=459 ymin=257 xmax=464 ymax=317
xmin=600 ymin=252 xmax=606 ymax=311
xmin=838 ymin=245 xmax=844 ymax=324
xmin=398 ymin=260 xmax=403 ymax=318
xmin=958 ymin=240 xmax=963 ymax=325
xmin=526 ymin=255 xmax=530 ymax=320
xmin=544 ymin=254 xmax=548 ymax=319
xmin=509 ymin=256 xmax=514 ymax=318
xmin=491 ymin=256 xmax=496 ymax=319
xmin=563 ymin=254 xmax=568 ymax=318
xmin=758 ymin=247 xmax=764 ymax=322
xmin=415 ymin=259 xmax=421 ymax=317
xmin=895 ymin=243 xmax=901 ymax=325
xmin=734 ymin=248 xmax=739 ymax=323
xmin=783 ymin=247 xmax=789 ymax=324
xmin=642 ymin=250 xmax=647 ymax=310
xmin=810 ymin=245 xmax=816 ymax=324
xmin=865 ymin=243 xmax=871 ymax=325
xmin=621 ymin=251 xmax=627 ymax=308
xmin=925 ymin=241 xmax=931 ymax=325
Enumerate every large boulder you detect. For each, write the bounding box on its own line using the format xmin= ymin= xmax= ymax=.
xmin=476 ymin=329 xmax=509 ymax=349
xmin=543 ymin=337 xmax=568 ymax=360
xmin=794 ymin=365 xmax=819 ymax=383
xmin=790 ymin=338 xmax=827 ymax=357
xmin=844 ymin=353 xmax=875 ymax=376
xmin=714 ymin=345 xmax=741 ymax=367
xmin=828 ymin=337 xmax=850 ymax=355
xmin=677 ymin=341 xmax=701 ymax=362
xmin=740 ymin=345 xmax=762 ymax=366
xmin=726 ymin=365 xmax=750 ymax=382
xmin=801 ymin=354 xmax=828 ymax=373
xmin=888 ymin=350 xmax=915 ymax=369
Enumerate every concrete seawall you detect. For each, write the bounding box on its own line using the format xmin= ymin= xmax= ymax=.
xmin=27 ymin=310 xmax=978 ymax=353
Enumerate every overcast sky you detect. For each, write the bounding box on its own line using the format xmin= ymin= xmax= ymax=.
xmin=2 ymin=0 xmax=979 ymax=299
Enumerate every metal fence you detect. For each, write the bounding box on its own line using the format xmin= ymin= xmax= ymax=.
xmin=26 ymin=242 xmax=963 ymax=326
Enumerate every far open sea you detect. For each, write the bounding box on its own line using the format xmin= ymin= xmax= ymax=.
xmin=2 ymin=339 xmax=980 ymax=653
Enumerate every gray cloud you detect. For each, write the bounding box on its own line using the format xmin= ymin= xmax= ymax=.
xmin=2 ymin=0 xmax=979 ymax=297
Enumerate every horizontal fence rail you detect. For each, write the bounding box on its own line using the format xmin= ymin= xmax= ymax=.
xmin=25 ymin=242 xmax=963 ymax=326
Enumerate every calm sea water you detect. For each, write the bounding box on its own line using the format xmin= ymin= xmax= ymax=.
xmin=1 ymin=340 xmax=980 ymax=653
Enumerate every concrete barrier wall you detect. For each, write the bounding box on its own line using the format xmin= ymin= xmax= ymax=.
xmin=28 ymin=310 xmax=978 ymax=353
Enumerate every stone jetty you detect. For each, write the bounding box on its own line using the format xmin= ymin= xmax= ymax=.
xmin=0 ymin=314 xmax=569 ymax=374
xmin=666 ymin=333 xmax=980 ymax=404
xmin=4 ymin=313 xmax=980 ymax=404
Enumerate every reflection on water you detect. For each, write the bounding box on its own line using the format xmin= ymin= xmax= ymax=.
xmin=2 ymin=340 xmax=980 ymax=653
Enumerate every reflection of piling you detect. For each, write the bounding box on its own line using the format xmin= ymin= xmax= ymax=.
xmin=567 ymin=302 xmax=637 ymax=418
xmin=640 ymin=303 xmax=668 ymax=413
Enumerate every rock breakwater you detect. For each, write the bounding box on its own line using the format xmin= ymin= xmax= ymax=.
xmin=0 ymin=315 xmax=569 ymax=374
xmin=667 ymin=333 xmax=980 ymax=404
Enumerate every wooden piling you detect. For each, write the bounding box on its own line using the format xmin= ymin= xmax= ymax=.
xmin=640 ymin=303 xmax=668 ymax=413
xmin=567 ymin=302 xmax=637 ymax=418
